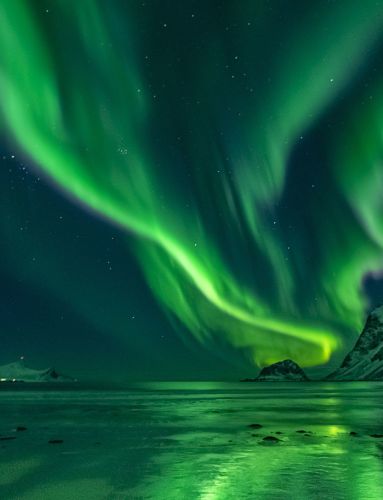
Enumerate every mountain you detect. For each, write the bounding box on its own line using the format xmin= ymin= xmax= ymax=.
xmin=327 ymin=305 xmax=383 ymax=381
xmin=0 ymin=359 xmax=76 ymax=383
xmin=241 ymin=359 xmax=309 ymax=382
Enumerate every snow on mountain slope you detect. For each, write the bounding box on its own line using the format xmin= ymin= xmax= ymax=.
xmin=0 ymin=359 xmax=75 ymax=382
xmin=327 ymin=305 xmax=383 ymax=380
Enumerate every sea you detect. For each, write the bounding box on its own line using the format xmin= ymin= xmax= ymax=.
xmin=1 ymin=381 xmax=383 ymax=499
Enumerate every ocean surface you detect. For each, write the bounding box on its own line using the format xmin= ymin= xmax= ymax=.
xmin=1 ymin=381 xmax=383 ymax=499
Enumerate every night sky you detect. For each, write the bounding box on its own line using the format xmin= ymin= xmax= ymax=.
xmin=1 ymin=0 xmax=383 ymax=381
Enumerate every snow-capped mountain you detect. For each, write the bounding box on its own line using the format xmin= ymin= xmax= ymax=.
xmin=242 ymin=359 xmax=309 ymax=382
xmin=327 ymin=305 xmax=383 ymax=380
xmin=0 ymin=359 xmax=76 ymax=383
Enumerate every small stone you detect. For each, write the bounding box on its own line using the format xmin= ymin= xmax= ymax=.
xmin=0 ymin=436 xmax=16 ymax=441
xmin=296 ymin=430 xmax=310 ymax=434
xmin=349 ymin=431 xmax=358 ymax=437
xmin=262 ymin=435 xmax=280 ymax=443
xmin=16 ymin=426 xmax=27 ymax=432
xmin=48 ymin=439 xmax=63 ymax=444
xmin=249 ymin=423 xmax=263 ymax=429
xmin=370 ymin=434 xmax=383 ymax=438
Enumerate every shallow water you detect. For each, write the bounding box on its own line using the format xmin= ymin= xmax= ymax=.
xmin=1 ymin=382 xmax=383 ymax=499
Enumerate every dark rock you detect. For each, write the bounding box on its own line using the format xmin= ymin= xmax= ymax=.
xmin=370 ymin=434 xmax=383 ymax=438
xmin=16 ymin=426 xmax=27 ymax=432
xmin=249 ymin=423 xmax=263 ymax=429
xmin=255 ymin=360 xmax=309 ymax=382
xmin=296 ymin=430 xmax=310 ymax=434
xmin=349 ymin=431 xmax=358 ymax=436
xmin=48 ymin=439 xmax=63 ymax=444
xmin=262 ymin=436 xmax=280 ymax=443
xmin=275 ymin=431 xmax=283 ymax=435
xmin=372 ymin=347 xmax=383 ymax=362
xmin=0 ymin=436 xmax=16 ymax=441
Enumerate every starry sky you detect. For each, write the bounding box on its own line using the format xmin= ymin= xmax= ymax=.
xmin=1 ymin=0 xmax=383 ymax=381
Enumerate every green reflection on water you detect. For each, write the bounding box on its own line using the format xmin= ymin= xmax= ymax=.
xmin=0 ymin=383 xmax=383 ymax=499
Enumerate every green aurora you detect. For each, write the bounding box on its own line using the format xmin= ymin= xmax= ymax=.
xmin=1 ymin=0 xmax=383 ymax=371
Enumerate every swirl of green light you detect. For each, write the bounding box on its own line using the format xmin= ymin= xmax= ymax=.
xmin=2 ymin=0 xmax=382 ymax=369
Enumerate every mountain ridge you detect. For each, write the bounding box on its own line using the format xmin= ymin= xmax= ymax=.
xmin=242 ymin=305 xmax=383 ymax=382
xmin=0 ymin=359 xmax=76 ymax=383
xmin=327 ymin=305 xmax=383 ymax=381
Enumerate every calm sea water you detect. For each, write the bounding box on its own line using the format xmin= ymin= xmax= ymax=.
xmin=1 ymin=382 xmax=383 ymax=499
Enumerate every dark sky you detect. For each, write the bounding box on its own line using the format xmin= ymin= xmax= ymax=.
xmin=0 ymin=151 xmax=241 ymax=381
xmin=1 ymin=0 xmax=383 ymax=381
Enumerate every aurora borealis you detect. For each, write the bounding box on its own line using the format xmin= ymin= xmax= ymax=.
xmin=1 ymin=0 xmax=383 ymax=379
